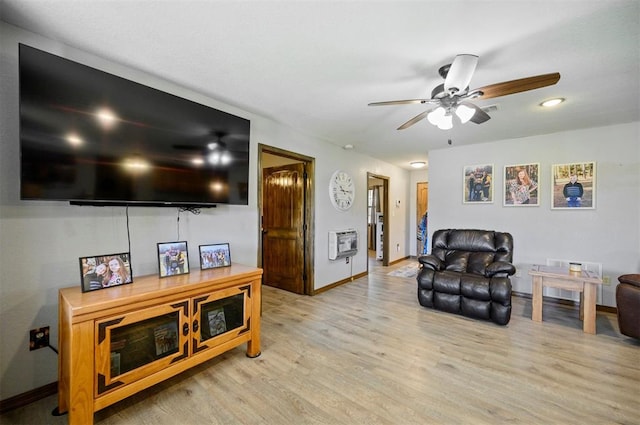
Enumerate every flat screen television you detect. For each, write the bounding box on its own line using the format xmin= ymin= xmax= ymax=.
xmin=19 ymin=44 xmax=250 ymax=207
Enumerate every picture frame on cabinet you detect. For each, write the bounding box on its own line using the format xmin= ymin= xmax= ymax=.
xmin=79 ymin=252 xmax=133 ymax=292
xmin=551 ymin=162 xmax=596 ymax=209
xmin=504 ymin=163 xmax=540 ymax=206
xmin=199 ymin=243 xmax=231 ymax=269
xmin=157 ymin=241 xmax=190 ymax=278
xmin=463 ymin=164 xmax=493 ymax=203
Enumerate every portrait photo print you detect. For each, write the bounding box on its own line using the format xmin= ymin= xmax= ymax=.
xmin=199 ymin=243 xmax=231 ymax=269
xmin=504 ymin=163 xmax=540 ymax=206
xmin=463 ymin=164 xmax=493 ymax=203
xmin=79 ymin=252 xmax=132 ymax=292
xmin=551 ymin=162 xmax=596 ymax=209
xmin=157 ymin=241 xmax=189 ymax=278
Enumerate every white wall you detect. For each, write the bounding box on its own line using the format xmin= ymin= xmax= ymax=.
xmin=0 ymin=23 xmax=411 ymax=400
xmin=427 ymin=122 xmax=640 ymax=307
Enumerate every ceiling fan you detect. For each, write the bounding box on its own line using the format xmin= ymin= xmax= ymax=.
xmin=368 ymin=54 xmax=560 ymax=130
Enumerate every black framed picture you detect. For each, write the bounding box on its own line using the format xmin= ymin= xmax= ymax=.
xmin=199 ymin=243 xmax=231 ymax=269
xmin=79 ymin=252 xmax=132 ymax=292
xmin=157 ymin=241 xmax=189 ymax=278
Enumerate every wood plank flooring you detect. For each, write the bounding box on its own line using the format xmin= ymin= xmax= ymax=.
xmin=2 ymin=258 xmax=639 ymax=424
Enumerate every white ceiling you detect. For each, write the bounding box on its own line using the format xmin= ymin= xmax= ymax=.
xmin=2 ymin=0 xmax=638 ymax=170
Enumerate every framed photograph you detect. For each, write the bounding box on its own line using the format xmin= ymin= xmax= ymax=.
xmin=157 ymin=241 xmax=189 ymax=277
xmin=551 ymin=162 xmax=596 ymax=209
xmin=199 ymin=243 xmax=231 ymax=269
xmin=79 ymin=252 xmax=132 ymax=292
xmin=504 ymin=163 xmax=540 ymax=206
xmin=463 ymin=164 xmax=493 ymax=203
xmin=207 ymin=307 xmax=227 ymax=337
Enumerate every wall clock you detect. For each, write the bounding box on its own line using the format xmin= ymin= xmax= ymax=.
xmin=329 ymin=170 xmax=355 ymax=211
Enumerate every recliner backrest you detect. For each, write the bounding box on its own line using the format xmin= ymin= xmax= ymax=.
xmin=431 ymin=229 xmax=513 ymax=275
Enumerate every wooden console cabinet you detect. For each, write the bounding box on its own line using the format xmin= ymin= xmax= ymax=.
xmin=58 ymin=264 xmax=262 ymax=425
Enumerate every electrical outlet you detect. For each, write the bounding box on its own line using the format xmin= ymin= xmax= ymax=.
xmin=603 ymin=276 xmax=611 ymax=284
xmin=29 ymin=326 xmax=50 ymax=351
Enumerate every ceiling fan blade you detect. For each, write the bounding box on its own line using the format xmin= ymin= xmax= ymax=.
xmin=368 ymin=99 xmax=432 ymax=106
xmin=474 ymin=73 xmax=561 ymax=100
xmin=464 ymin=103 xmax=491 ymax=124
xmin=444 ymin=54 xmax=478 ymax=95
xmin=397 ymin=110 xmax=431 ymax=130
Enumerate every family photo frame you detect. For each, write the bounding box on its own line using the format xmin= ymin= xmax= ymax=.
xmin=157 ymin=241 xmax=189 ymax=278
xmin=199 ymin=243 xmax=231 ymax=269
xmin=79 ymin=252 xmax=133 ymax=292
xmin=504 ymin=163 xmax=540 ymax=207
xmin=551 ymin=162 xmax=596 ymax=209
xmin=463 ymin=164 xmax=493 ymax=204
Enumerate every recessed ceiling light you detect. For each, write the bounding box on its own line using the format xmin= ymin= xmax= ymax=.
xmin=410 ymin=161 xmax=426 ymax=169
xmin=343 ymin=144 xmax=354 ymax=150
xmin=540 ymin=98 xmax=565 ymax=108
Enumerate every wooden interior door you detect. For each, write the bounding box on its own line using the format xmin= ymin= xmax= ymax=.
xmin=417 ymin=182 xmax=429 ymax=255
xmin=262 ymin=163 xmax=306 ymax=294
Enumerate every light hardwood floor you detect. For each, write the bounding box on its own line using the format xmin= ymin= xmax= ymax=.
xmin=2 ymin=258 xmax=639 ymax=424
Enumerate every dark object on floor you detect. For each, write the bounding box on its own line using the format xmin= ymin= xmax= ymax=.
xmin=417 ymin=229 xmax=515 ymax=325
xmin=616 ymin=274 xmax=640 ymax=339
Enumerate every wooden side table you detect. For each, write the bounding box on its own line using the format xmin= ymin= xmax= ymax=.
xmin=528 ymin=265 xmax=603 ymax=334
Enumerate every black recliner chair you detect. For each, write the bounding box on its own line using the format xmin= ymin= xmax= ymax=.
xmin=417 ymin=229 xmax=516 ymax=325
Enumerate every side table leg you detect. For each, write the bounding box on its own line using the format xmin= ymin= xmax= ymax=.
xmin=532 ymin=276 xmax=543 ymax=322
xmin=583 ymin=283 xmax=597 ymax=334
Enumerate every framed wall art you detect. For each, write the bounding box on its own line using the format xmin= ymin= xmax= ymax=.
xmin=79 ymin=252 xmax=132 ymax=292
xmin=199 ymin=243 xmax=231 ymax=269
xmin=463 ymin=164 xmax=493 ymax=204
xmin=157 ymin=241 xmax=189 ymax=277
xmin=504 ymin=163 xmax=540 ymax=206
xmin=551 ymin=162 xmax=596 ymax=209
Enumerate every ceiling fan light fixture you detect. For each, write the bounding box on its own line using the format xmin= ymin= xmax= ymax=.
xmin=540 ymin=98 xmax=565 ymax=107
xmin=437 ymin=113 xmax=453 ymax=130
xmin=427 ymin=107 xmax=446 ymax=126
xmin=455 ymin=104 xmax=475 ymax=124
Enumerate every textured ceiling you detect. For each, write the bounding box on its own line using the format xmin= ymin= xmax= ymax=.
xmin=1 ymin=0 xmax=638 ymax=169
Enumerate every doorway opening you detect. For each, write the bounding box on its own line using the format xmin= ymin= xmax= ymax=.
xmin=258 ymin=144 xmax=315 ymax=295
xmin=366 ymin=173 xmax=389 ymax=272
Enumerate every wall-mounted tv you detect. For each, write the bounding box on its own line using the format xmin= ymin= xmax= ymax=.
xmin=19 ymin=44 xmax=250 ymax=207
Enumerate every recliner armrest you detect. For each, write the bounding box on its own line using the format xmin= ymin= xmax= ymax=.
xmin=485 ymin=261 xmax=516 ymax=277
xmin=418 ymin=255 xmax=442 ymax=270
xmin=618 ymin=274 xmax=640 ymax=288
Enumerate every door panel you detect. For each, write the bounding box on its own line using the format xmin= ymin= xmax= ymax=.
xmin=417 ymin=182 xmax=429 ymax=255
xmin=262 ymin=163 xmax=305 ymax=294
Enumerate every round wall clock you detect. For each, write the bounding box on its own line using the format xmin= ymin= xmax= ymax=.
xmin=329 ymin=170 xmax=355 ymax=211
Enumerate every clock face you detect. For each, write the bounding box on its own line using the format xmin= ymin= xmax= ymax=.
xmin=329 ymin=170 xmax=355 ymax=211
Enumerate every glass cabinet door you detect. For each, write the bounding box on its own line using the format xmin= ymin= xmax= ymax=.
xmin=192 ymin=285 xmax=251 ymax=353
xmin=95 ymin=300 xmax=189 ymax=397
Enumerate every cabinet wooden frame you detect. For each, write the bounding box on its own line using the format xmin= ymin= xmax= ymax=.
xmin=94 ymin=300 xmax=190 ymax=397
xmin=58 ymin=264 xmax=262 ymax=425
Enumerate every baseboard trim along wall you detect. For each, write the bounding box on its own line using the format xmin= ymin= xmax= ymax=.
xmin=0 ymin=381 xmax=57 ymax=414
